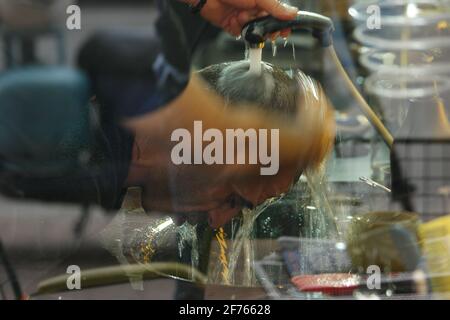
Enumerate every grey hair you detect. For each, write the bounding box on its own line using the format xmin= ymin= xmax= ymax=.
xmin=197 ymin=61 xmax=301 ymax=118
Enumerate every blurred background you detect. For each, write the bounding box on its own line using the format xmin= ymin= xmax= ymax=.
xmin=1 ymin=0 xmax=450 ymax=300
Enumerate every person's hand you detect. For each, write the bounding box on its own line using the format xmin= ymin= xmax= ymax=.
xmin=194 ymin=0 xmax=299 ymax=37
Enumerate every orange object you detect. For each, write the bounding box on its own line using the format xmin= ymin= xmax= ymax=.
xmin=291 ymin=274 xmax=360 ymax=296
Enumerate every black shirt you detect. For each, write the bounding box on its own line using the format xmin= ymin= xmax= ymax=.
xmin=77 ymin=1 xmax=206 ymax=210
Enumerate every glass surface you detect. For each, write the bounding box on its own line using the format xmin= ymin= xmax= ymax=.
xmin=1 ymin=0 xmax=450 ymax=302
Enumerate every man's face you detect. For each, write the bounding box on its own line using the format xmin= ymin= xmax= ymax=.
xmin=128 ymin=136 xmax=298 ymax=228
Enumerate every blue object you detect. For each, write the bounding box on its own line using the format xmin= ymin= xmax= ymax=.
xmin=388 ymin=224 xmax=422 ymax=272
xmin=0 ymin=67 xmax=92 ymax=176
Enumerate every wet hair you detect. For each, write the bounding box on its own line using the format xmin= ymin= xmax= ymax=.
xmin=197 ymin=61 xmax=336 ymax=169
xmin=198 ymin=61 xmax=299 ymax=118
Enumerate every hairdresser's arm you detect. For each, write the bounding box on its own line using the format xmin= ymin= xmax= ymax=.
xmin=181 ymin=0 xmax=298 ymax=36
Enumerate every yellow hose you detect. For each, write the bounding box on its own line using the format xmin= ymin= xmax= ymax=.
xmin=327 ymin=47 xmax=394 ymax=148
xmin=34 ymin=262 xmax=208 ymax=296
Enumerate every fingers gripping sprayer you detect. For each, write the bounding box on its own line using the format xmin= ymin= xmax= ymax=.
xmin=241 ymin=11 xmax=394 ymax=148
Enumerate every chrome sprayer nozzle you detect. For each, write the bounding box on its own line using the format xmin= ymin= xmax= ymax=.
xmin=241 ymin=11 xmax=335 ymax=48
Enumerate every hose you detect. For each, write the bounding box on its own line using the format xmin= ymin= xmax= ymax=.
xmin=327 ymin=47 xmax=394 ymax=148
xmin=34 ymin=262 xmax=208 ymax=296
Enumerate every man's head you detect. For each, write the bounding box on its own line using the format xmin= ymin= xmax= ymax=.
xmin=128 ymin=61 xmax=335 ymax=228
xmin=197 ymin=62 xmax=334 ymax=217
xmin=199 ymin=61 xmax=299 ymax=117
xmin=199 ymin=61 xmax=334 ymax=168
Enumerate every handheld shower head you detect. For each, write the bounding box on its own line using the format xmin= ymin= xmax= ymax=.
xmin=241 ymin=11 xmax=394 ymax=148
xmin=241 ymin=11 xmax=335 ymax=48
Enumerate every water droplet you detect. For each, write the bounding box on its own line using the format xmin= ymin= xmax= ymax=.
xmin=271 ymin=41 xmax=278 ymax=57
xmin=287 ymin=68 xmax=294 ymax=79
xmin=336 ymin=242 xmax=346 ymax=250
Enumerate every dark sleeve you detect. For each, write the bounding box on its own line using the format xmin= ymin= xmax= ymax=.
xmin=90 ymin=118 xmax=135 ymax=211
xmin=78 ymin=1 xmax=198 ymax=120
xmin=75 ymin=1 xmax=202 ymax=210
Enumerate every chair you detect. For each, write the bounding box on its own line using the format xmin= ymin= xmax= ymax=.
xmin=0 ymin=0 xmax=71 ymax=67
xmin=0 ymin=66 xmax=92 ymax=193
